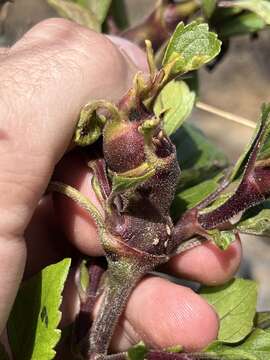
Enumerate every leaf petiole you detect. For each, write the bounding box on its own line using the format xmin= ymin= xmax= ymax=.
xmin=49 ymin=181 xmax=104 ymax=229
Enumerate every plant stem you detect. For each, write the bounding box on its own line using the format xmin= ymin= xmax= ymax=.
xmin=88 ymin=259 xmax=145 ymax=359
xmin=49 ymin=181 xmax=104 ymax=228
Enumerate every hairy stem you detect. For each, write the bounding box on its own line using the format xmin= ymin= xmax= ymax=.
xmin=49 ymin=181 xmax=104 ymax=228
xmin=88 ymin=259 xmax=146 ymax=359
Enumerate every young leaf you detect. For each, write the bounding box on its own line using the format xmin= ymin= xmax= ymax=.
xmin=74 ymin=100 xmax=119 ymax=147
xmin=8 ymin=259 xmax=71 ymax=360
xmin=47 ymin=0 xmax=100 ymax=31
xmin=200 ymin=278 xmax=258 ymax=343
xmin=88 ymin=0 xmax=112 ymax=23
xmin=153 ymin=80 xmax=195 ymax=136
xmin=162 ymin=22 xmax=221 ymax=75
xmin=203 ymin=0 xmax=217 ymax=18
xmin=237 ymin=201 xmax=270 ymax=236
xmin=220 ymin=0 xmax=270 ymax=25
xmin=111 ymin=164 xmax=155 ymax=194
xmin=204 ymin=328 xmax=270 ymax=359
xmin=74 ymin=105 xmax=104 ymax=146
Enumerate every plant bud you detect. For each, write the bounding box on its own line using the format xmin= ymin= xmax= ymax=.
xmin=103 ymin=120 xmax=145 ymax=173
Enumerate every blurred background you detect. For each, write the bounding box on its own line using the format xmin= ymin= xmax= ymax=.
xmin=1 ymin=0 xmax=269 ymax=309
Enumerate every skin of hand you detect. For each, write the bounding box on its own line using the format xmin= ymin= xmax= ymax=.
xmin=0 ymin=18 xmax=242 ymax=354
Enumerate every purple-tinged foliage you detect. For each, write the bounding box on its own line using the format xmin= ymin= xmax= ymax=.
xmin=199 ymin=106 xmax=270 ymax=230
xmin=49 ymin=23 xmax=270 ymax=358
xmin=173 ymin=104 xmax=270 ymax=248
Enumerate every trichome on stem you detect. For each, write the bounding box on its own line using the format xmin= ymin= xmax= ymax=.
xmin=49 ymin=24 xmax=270 ymax=360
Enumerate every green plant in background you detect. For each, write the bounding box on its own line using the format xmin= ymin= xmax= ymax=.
xmin=2 ymin=1 xmax=270 ymax=360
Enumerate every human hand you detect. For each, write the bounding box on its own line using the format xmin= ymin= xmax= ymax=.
xmin=0 ymin=18 xmax=242 ymax=354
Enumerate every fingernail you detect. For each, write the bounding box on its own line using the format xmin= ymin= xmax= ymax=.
xmin=108 ymin=35 xmax=148 ymax=72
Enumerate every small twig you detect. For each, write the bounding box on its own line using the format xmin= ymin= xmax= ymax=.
xmin=196 ymin=101 xmax=256 ymax=129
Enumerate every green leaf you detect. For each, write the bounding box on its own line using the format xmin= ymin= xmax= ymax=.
xmin=0 ymin=343 xmax=9 ymax=360
xmin=47 ymin=0 xmax=100 ymax=31
xmin=220 ymin=0 xmax=270 ymax=24
xmin=219 ymin=12 xmax=266 ymax=38
xmin=172 ymin=123 xmax=228 ymax=190
xmin=111 ymin=164 xmax=155 ymax=194
xmin=255 ymin=312 xmax=270 ymax=331
xmin=128 ymin=341 xmax=148 ymax=360
xmin=8 ymin=259 xmax=71 ymax=360
xmin=203 ymin=0 xmax=217 ymax=17
xmin=171 ymin=173 xmax=224 ymax=219
xmin=111 ymin=0 xmax=129 ymax=30
xmin=200 ymin=191 xmax=233 ymax=214
xmin=162 ymin=21 xmax=221 ymax=75
xmin=204 ymin=328 xmax=270 ymax=359
xmin=74 ymin=104 xmax=106 ymax=146
xmin=171 ymin=123 xmax=228 ymax=219
xmin=207 ymin=229 xmax=237 ymax=250
xmin=200 ymin=278 xmax=258 ymax=343
xmin=87 ymin=0 xmax=112 ymax=23
xmin=153 ymin=80 xmax=195 ymax=136
xmin=237 ymin=201 xmax=270 ymax=236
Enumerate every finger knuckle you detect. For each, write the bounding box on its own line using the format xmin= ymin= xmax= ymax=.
xmin=21 ymin=17 xmax=80 ymax=43
xmin=12 ymin=18 xmax=128 ymax=91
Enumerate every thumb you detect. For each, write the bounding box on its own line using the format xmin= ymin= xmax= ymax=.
xmin=0 ymin=18 xmax=145 ymax=332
